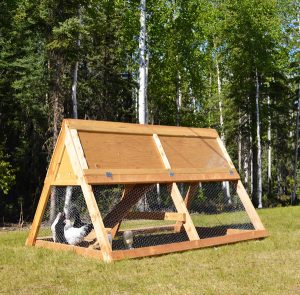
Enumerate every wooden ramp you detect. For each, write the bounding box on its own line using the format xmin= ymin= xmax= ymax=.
xmin=26 ymin=119 xmax=268 ymax=262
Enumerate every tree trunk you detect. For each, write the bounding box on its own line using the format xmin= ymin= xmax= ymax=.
xmin=243 ymin=140 xmax=249 ymax=191
xmin=255 ymin=69 xmax=263 ymax=208
xmin=267 ymin=96 xmax=272 ymax=196
xmin=136 ymin=0 xmax=149 ymax=210
xmin=216 ymin=61 xmax=224 ymax=141
xmin=49 ymin=54 xmax=64 ymax=223
xmin=216 ymin=59 xmax=230 ymax=202
xmin=71 ymin=5 xmax=80 ymax=120
xmin=238 ymin=111 xmax=242 ymax=173
xmin=138 ymin=0 xmax=147 ymax=125
xmin=292 ymin=81 xmax=300 ymax=204
xmin=176 ymin=72 xmax=182 ymax=126
xmin=71 ymin=61 xmax=79 ymax=119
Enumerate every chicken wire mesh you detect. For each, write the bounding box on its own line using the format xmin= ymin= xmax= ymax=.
xmin=38 ymin=181 xmax=254 ymax=251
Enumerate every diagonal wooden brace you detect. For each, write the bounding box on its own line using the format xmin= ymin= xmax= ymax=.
xmin=103 ymin=184 xmax=154 ymax=229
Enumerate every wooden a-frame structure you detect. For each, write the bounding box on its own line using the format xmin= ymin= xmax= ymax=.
xmin=26 ymin=119 xmax=268 ymax=262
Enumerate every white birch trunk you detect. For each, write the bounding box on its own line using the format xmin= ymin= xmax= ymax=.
xmin=136 ymin=0 xmax=148 ymax=210
xmin=71 ymin=6 xmax=81 ymax=119
xmin=244 ymin=141 xmax=249 ymax=191
xmin=255 ymin=69 xmax=263 ymax=208
xmin=250 ymin=123 xmax=253 ymax=195
xmin=216 ymin=61 xmax=224 ymax=142
xmin=267 ymin=96 xmax=271 ymax=195
xmin=238 ymin=112 xmax=242 ymax=173
xmin=138 ymin=0 xmax=147 ymax=125
xmin=216 ymin=60 xmax=230 ymax=202
xmin=71 ymin=61 xmax=79 ymax=119
xmin=176 ymin=72 xmax=182 ymax=126
xmin=292 ymin=81 xmax=300 ymax=204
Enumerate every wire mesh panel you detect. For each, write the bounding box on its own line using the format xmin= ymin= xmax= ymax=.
xmin=181 ymin=181 xmax=254 ymax=238
xmin=105 ymin=184 xmax=190 ymax=250
xmin=40 ymin=186 xmax=93 ymax=247
xmin=38 ymin=181 xmax=255 ymax=253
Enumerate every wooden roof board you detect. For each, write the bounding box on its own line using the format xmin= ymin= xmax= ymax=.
xmin=62 ymin=119 xmax=239 ymax=183
xmin=159 ymin=136 xmax=230 ymax=170
xmin=78 ymin=132 xmax=164 ymax=170
xmin=66 ymin=119 xmax=219 ymax=138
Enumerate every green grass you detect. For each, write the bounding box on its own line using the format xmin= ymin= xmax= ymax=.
xmin=1 ymin=206 xmax=300 ymax=295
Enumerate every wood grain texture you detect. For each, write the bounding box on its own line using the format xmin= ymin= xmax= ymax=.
xmin=54 ymin=147 xmax=78 ymax=184
xmin=118 ymin=224 xmax=176 ymax=235
xmin=175 ymin=183 xmax=198 ymax=232
xmin=84 ymin=171 xmax=240 ymax=184
xmin=66 ymin=119 xmax=218 ymax=138
xmin=111 ymin=229 xmax=268 ymax=261
xmin=111 ymin=185 xmax=134 ymax=238
xmin=125 ymin=212 xmax=186 ymax=222
xmin=26 ymin=182 xmax=51 ymax=246
xmin=170 ymin=184 xmax=200 ymax=241
xmin=35 ymin=240 xmax=103 ymax=261
xmin=78 ymin=132 xmax=163 ymax=170
xmin=151 ymin=134 xmax=199 ymax=241
xmin=159 ymin=136 xmax=233 ymax=171
xmin=65 ymin=128 xmax=113 ymax=262
xmin=103 ymin=184 xmax=154 ymax=229
xmin=26 ymin=122 xmax=67 ymax=246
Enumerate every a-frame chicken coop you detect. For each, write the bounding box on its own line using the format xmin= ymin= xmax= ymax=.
xmin=26 ymin=119 xmax=268 ymax=262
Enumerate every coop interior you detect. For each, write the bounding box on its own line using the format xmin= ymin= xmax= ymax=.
xmin=37 ymin=181 xmax=255 ymax=252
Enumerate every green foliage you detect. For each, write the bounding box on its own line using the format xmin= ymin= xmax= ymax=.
xmin=0 ymin=149 xmax=16 ymax=195
xmin=0 ymin=0 xmax=299 ymax=220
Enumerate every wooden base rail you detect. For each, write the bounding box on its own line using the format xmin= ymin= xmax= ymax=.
xmin=125 ymin=212 xmax=186 ymax=222
xmin=34 ymin=229 xmax=268 ymax=262
xmin=35 ymin=240 xmax=103 ymax=260
xmin=111 ymin=229 xmax=268 ymax=261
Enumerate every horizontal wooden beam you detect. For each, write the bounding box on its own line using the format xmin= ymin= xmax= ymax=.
xmin=118 ymin=224 xmax=176 ymax=235
xmin=84 ymin=167 xmax=238 ymax=176
xmin=35 ymin=239 xmax=103 ymax=261
xmin=111 ymin=229 xmax=268 ymax=261
xmin=34 ymin=229 xmax=268 ymax=262
xmin=125 ymin=212 xmax=186 ymax=222
xmin=50 ymin=179 xmax=80 ymax=186
xmin=84 ymin=171 xmax=240 ymax=185
xmin=65 ymin=119 xmax=218 ymax=138
xmin=226 ymin=228 xmax=250 ymax=235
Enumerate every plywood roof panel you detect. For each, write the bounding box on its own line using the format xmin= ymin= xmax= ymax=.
xmin=159 ymin=136 xmax=230 ymax=172
xmin=78 ymin=131 xmax=164 ymax=170
xmin=65 ymin=119 xmax=239 ymax=183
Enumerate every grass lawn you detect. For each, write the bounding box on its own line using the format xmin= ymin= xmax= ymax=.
xmin=0 ymin=206 xmax=299 ymax=295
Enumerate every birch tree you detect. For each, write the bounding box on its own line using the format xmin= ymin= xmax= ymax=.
xmin=255 ymin=69 xmax=262 ymax=208
xmin=138 ymin=0 xmax=148 ymax=124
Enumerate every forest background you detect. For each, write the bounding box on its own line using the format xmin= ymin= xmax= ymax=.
xmin=0 ymin=0 xmax=299 ymax=222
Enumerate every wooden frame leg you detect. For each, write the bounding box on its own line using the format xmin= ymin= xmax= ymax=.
xmin=236 ymin=180 xmax=265 ymax=230
xmin=26 ymin=182 xmax=52 ymax=246
xmin=174 ymin=183 xmax=198 ymax=233
xmin=170 ymin=183 xmax=200 ymax=241
xmin=111 ymin=185 xmax=134 ymax=239
xmin=80 ymin=182 xmax=113 ymax=262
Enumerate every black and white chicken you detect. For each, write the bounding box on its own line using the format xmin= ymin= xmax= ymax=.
xmin=51 ymin=212 xmax=67 ymax=243
xmin=64 ymin=219 xmax=93 ymax=245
